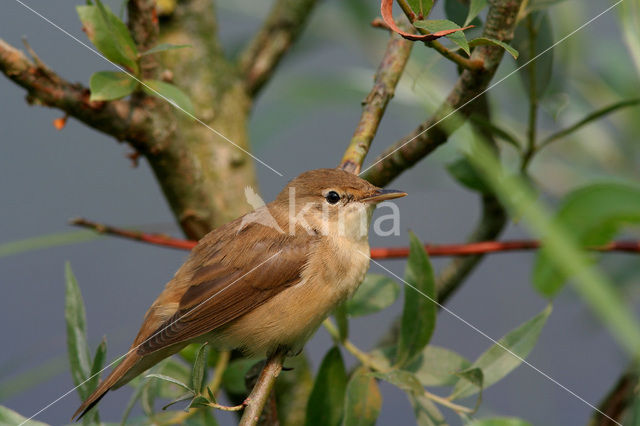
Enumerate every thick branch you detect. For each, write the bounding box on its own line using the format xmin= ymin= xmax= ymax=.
xmin=362 ymin=0 xmax=523 ymax=187
xmin=239 ymin=351 xmax=285 ymax=426
xmin=0 ymin=39 xmax=151 ymax=149
xmin=239 ymin=0 xmax=318 ymax=97
xmin=339 ymin=32 xmax=413 ymax=174
xmin=127 ymin=0 xmax=160 ymax=78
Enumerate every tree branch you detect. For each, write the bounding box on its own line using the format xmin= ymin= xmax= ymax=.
xmin=590 ymin=362 xmax=640 ymax=426
xmin=362 ymin=0 xmax=524 ymax=187
xmin=239 ymin=351 xmax=285 ymax=426
xmin=339 ymin=31 xmax=413 ymax=174
xmin=239 ymin=0 xmax=318 ymax=98
xmin=70 ymin=217 xmax=640 ymax=256
xmin=127 ymin=0 xmax=160 ymax=78
xmin=0 ymin=39 xmax=152 ymax=149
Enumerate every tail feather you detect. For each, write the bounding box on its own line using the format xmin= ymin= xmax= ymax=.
xmin=71 ymin=353 xmax=140 ymax=421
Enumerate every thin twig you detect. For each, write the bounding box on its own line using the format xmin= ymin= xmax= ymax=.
xmin=363 ymin=0 xmax=524 ymax=187
xmin=395 ymin=0 xmax=484 ymax=71
xmin=70 ymin=217 xmax=640 ymax=256
xmin=239 ymin=351 xmax=286 ymax=426
xmin=339 ymin=31 xmax=413 ymax=173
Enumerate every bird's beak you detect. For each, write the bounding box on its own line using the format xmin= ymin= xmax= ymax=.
xmin=361 ymin=188 xmax=407 ymax=203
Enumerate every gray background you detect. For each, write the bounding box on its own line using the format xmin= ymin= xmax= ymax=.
xmin=1 ymin=1 xmax=639 ymax=425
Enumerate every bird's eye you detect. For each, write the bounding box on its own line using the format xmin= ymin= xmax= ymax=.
xmin=325 ymin=191 xmax=341 ymax=204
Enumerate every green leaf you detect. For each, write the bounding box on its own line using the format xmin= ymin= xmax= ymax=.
xmin=189 ymin=395 xmax=211 ymax=409
xmin=0 ymin=231 xmax=99 ymax=259
xmin=343 ymin=367 xmax=382 ymax=426
xmin=465 ymin=0 xmax=487 ymax=26
xmin=409 ymin=394 xmax=446 ymax=426
xmin=455 ymin=367 xmax=484 ymax=410
xmin=334 ymin=302 xmax=349 ymax=340
xmin=76 ymin=3 xmax=138 ymax=72
xmin=467 ymin=418 xmax=533 ymax=426
xmin=222 ymin=358 xmax=260 ymax=395
xmin=65 ymin=263 xmax=93 ymax=401
xmin=450 ymin=306 xmax=551 ymax=400
xmin=89 ymin=71 xmax=137 ymax=101
xmin=0 ymin=405 xmax=49 ymax=426
xmin=191 ymin=343 xmax=210 ymax=393
xmin=469 ymin=37 xmax=519 ymax=59
xmin=466 ymin=136 xmax=640 ymax=357
xmin=396 ymin=232 xmax=437 ymax=367
xmin=145 ymin=373 xmax=194 ymax=393
xmin=162 ymin=392 xmax=196 ymax=410
xmin=140 ymin=43 xmax=192 ymax=57
xmin=445 ymin=0 xmax=482 ymax=27
xmin=370 ymin=370 xmax=423 ymax=394
xmin=406 ymin=0 xmax=434 ymax=17
xmin=512 ymin=12 xmax=554 ymax=99
xmin=346 ymin=274 xmax=400 ymax=317
xmin=305 ymin=347 xmax=348 ymax=426
xmin=142 ymin=79 xmax=195 ymax=117
xmin=86 ymin=336 xmax=107 ymax=396
xmin=533 ymin=182 xmax=640 ymax=296
xmin=447 ymin=157 xmax=491 ymax=194
xmin=155 ymin=359 xmax=193 ymax=400
xmin=414 ymin=19 xmax=470 ymax=56
xmin=371 ymin=345 xmax=471 ymax=387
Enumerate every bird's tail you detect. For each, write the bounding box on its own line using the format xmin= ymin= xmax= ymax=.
xmin=71 ymin=352 xmax=140 ymax=421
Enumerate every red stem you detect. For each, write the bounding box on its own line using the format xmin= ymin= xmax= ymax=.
xmin=70 ymin=218 xmax=640 ymax=258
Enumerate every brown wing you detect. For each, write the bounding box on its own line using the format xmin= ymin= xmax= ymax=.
xmin=136 ymin=217 xmax=314 ymax=356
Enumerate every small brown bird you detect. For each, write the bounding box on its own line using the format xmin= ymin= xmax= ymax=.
xmin=73 ymin=168 xmax=406 ymax=419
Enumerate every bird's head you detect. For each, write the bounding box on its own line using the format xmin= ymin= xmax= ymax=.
xmin=274 ymin=168 xmax=406 ymax=239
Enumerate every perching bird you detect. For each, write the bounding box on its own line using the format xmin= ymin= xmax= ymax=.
xmin=73 ymin=168 xmax=406 ymax=420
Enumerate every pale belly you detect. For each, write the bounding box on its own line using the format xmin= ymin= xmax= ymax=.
xmin=207 ymin=237 xmax=371 ymax=356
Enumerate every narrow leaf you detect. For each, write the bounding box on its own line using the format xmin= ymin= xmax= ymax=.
xmin=370 ymin=370 xmax=424 ymax=394
xmin=533 ymin=182 xmax=640 ymax=296
xmin=89 ymin=71 xmax=137 ymax=101
xmin=189 ymin=395 xmax=210 ymax=408
xmin=0 ymin=231 xmax=99 ymax=259
xmin=142 ymin=79 xmax=195 ymax=117
xmin=140 ymin=43 xmax=192 ymax=56
xmin=406 ymin=0 xmax=434 ymax=17
xmin=76 ymin=3 xmax=138 ymax=72
xmin=414 ymin=19 xmax=471 ymax=55
xmin=469 ymin=37 xmax=519 ymax=59
xmin=65 ymin=263 xmax=93 ymax=401
xmin=467 ymin=418 xmax=533 ymax=426
xmin=450 ymin=306 xmax=551 ymax=400
xmin=447 ymin=157 xmax=491 ymax=194
xmin=409 ymin=394 xmax=446 ymax=426
xmin=162 ymin=392 xmax=196 ymax=410
xmin=465 ymin=0 xmax=487 ymax=26
xmin=191 ymin=343 xmax=210 ymax=393
xmin=0 ymin=406 xmax=49 ymax=426
xmin=345 ymin=274 xmax=400 ymax=317
xmin=396 ymin=232 xmax=436 ymax=366
xmin=343 ymin=367 xmax=382 ymax=426
xmin=305 ymin=347 xmax=348 ymax=426
xmin=145 ymin=373 xmax=194 ymax=393
xmin=86 ymin=336 xmax=107 ymax=396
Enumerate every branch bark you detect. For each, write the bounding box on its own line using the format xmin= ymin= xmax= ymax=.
xmin=590 ymin=362 xmax=640 ymax=426
xmin=339 ymin=32 xmax=413 ymax=174
xmin=239 ymin=0 xmax=318 ymax=98
xmin=239 ymin=351 xmax=286 ymax=426
xmin=362 ymin=0 xmax=524 ymax=187
xmin=0 ymin=39 xmax=151 ymax=148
